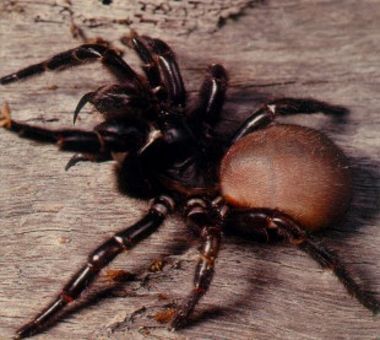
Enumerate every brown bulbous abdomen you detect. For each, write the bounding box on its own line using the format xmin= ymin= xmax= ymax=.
xmin=220 ymin=124 xmax=352 ymax=231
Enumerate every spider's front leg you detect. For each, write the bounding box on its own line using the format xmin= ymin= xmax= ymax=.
xmin=144 ymin=36 xmax=186 ymax=107
xmin=125 ymin=33 xmax=163 ymax=95
xmin=0 ymin=44 xmax=143 ymax=87
xmin=171 ymin=198 xmax=228 ymax=330
xmin=231 ymin=97 xmax=348 ymax=143
xmin=125 ymin=34 xmax=187 ymax=107
xmin=186 ymin=64 xmax=228 ymax=159
xmin=16 ymin=195 xmax=175 ymax=339
xmin=0 ymin=109 xmax=150 ymax=157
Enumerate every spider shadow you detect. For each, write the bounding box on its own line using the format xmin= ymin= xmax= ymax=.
xmin=331 ymin=156 xmax=380 ymax=234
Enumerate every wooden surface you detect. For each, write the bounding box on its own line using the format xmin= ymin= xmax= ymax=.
xmin=0 ymin=1 xmax=379 ymax=339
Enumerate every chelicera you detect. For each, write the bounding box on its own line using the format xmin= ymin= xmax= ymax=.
xmin=0 ymin=32 xmax=378 ymax=338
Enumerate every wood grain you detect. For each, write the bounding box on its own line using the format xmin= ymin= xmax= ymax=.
xmin=0 ymin=1 xmax=379 ymax=339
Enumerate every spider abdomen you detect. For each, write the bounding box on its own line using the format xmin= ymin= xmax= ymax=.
xmin=220 ymin=124 xmax=352 ymax=231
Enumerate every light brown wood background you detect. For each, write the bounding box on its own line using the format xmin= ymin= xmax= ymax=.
xmin=0 ymin=1 xmax=379 ymax=339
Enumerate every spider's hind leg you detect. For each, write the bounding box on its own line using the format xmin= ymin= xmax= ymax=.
xmin=269 ymin=97 xmax=348 ymax=116
xmin=271 ymin=213 xmax=380 ymax=314
xmin=231 ymin=97 xmax=348 ymax=143
xmin=234 ymin=209 xmax=380 ymax=314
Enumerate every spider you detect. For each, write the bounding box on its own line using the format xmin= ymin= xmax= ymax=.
xmin=0 ymin=32 xmax=378 ymax=338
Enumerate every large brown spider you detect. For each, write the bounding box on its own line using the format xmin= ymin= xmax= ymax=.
xmin=0 ymin=33 xmax=378 ymax=338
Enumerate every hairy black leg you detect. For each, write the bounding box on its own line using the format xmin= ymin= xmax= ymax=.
xmin=0 ymin=44 xmax=143 ymax=87
xmin=0 ymin=115 xmax=149 ymax=154
xmin=264 ymin=211 xmax=380 ymax=314
xmin=16 ymin=195 xmax=175 ymax=339
xmin=171 ymin=197 xmax=228 ymax=330
xmin=231 ymin=97 xmax=348 ymax=143
xmin=190 ymin=64 xmax=228 ymax=131
xmin=138 ymin=36 xmax=186 ymax=107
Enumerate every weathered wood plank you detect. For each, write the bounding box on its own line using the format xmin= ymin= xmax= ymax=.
xmin=0 ymin=1 xmax=379 ymax=339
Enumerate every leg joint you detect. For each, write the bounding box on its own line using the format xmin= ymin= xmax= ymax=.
xmin=151 ymin=195 xmax=175 ymax=216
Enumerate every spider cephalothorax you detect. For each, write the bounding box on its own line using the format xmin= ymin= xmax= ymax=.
xmin=0 ymin=32 xmax=378 ymax=338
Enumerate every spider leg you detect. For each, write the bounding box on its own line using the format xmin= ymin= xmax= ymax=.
xmin=3 ymin=119 xmax=105 ymax=151
xmin=225 ymin=210 xmax=280 ymax=243
xmin=16 ymin=195 xmax=175 ymax=339
xmin=235 ymin=209 xmax=380 ymax=314
xmin=171 ymin=198 xmax=228 ymax=330
xmin=125 ymin=33 xmax=163 ymax=95
xmin=1 ymin=115 xmax=149 ymax=155
xmin=270 ymin=97 xmax=349 ymax=116
xmin=138 ymin=35 xmax=186 ymax=108
xmin=0 ymin=44 xmax=143 ymax=87
xmin=123 ymin=32 xmax=187 ymax=106
xmin=1 ymin=120 xmax=114 ymax=154
xmin=271 ymin=213 xmax=380 ymax=314
xmin=231 ymin=97 xmax=348 ymax=143
xmin=170 ymin=225 xmax=222 ymax=330
xmin=189 ymin=64 xmax=228 ymax=132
